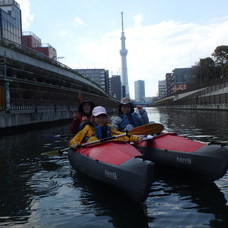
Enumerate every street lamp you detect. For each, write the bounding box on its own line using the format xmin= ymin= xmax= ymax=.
xmin=57 ymin=57 xmax=65 ymax=61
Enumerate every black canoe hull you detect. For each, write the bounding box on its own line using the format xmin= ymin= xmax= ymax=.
xmin=137 ymin=134 xmax=228 ymax=182
xmin=68 ymin=150 xmax=154 ymax=203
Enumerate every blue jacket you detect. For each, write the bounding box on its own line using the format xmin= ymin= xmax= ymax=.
xmin=94 ymin=125 xmax=111 ymax=139
xmin=119 ymin=113 xmax=141 ymax=131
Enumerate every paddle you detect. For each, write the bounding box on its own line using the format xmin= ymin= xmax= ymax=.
xmin=41 ymin=133 xmax=129 ymax=156
xmin=42 ymin=134 xmax=74 ymax=140
xmin=41 ymin=123 xmax=164 ymax=156
xmin=73 ymin=123 xmax=164 ymax=148
xmin=129 ymin=123 xmax=164 ymax=135
xmin=41 ymin=147 xmax=69 ymax=156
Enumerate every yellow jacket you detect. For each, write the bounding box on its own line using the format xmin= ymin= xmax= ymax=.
xmin=70 ymin=124 xmax=139 ymax=147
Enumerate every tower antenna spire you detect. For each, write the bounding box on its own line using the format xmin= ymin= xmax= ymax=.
xmin=121 ymin=11 xmax=124 ymax=32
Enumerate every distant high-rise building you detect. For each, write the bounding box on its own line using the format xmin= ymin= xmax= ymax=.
xmin=75 ymin=69 xmax=109 ymax=93
xmin=120 ymin=12 xmax=129 ymax=98
xmin=0 ymin=0 xmax=22 ymax=44
xmin=165 ymin=73 xmax=173 ymax=95
xmin=134 ymin=80 xmax=145 ymax=102
xmin=158 ymin=80 xmax=167 ymax=98
xmin=165 ymin=68 xmax=195 ymax=95
xmin=172 ymin=68 xmax=195 ymax=93
xmin=109 ymin=75 xmax=121 ymax=100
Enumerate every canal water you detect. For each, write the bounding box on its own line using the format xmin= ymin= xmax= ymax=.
xmin=1 ymin=108 xmax=228 ymax=228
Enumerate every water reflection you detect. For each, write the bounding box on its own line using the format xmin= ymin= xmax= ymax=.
xmin=72 ymin=171 xmax=152 ymax=228
xmin=1 ymin=110 xmax=228 ymax=227
xmin=151 ymin=174 xmax=228 ymax=227
xmin=156 ymin=108 xmax=228 ymax=141
xmin=0 ymin=131 xmax=42 ymax=226
xmin=0 ymin=124 xmax=69 ymax=226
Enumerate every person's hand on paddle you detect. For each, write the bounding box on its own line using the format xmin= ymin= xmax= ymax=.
xmin=70 ymin=143 xmax=79 ymax=149
xmin=136 ymin=136 xmax=143 ymax=143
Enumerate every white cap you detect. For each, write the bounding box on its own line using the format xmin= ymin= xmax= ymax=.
xmin=92 ymin=106 xmax=107 ymax=116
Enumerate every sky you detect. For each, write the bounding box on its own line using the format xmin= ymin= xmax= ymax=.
xmin=17 ymin=0 xmax=228 ymax=98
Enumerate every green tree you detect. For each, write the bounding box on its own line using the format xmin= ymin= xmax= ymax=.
xmin=193 ymin=57 xmax=219 ymax=84
xmin=212 ymin=45 xmax=228 ymax=77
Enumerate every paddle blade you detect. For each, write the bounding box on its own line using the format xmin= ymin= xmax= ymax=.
xmin=42 ymin=134 xmax=74 ymax=140
xmin=41 ymin=148 xmax=69 ymax=156
xmin=129 ymin=123 xmax=164 ymax=135
xmin=41 ymin=150 xmax=61 ymax=156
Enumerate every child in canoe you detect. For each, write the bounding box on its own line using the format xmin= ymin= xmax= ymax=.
xmin=70 ymin=106 xmax=141 ymax=149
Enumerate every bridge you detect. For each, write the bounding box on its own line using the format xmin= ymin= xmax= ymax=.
xmin=134 ymin=102 xmax=150 ymax=106
xmin=0 ymin=39 xmax=119 ymax=128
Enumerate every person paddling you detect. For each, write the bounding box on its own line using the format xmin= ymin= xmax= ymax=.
xmin=70 ymin=106 xmax=141 ymax=149
xmin=70 ymin=99 xmax=95 ymax=134
xmin=111 ymin=97 xmax=149 ymax=132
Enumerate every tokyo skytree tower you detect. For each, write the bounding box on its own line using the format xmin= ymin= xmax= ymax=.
xmin=120 ymin=12 xmax=130 ymax=98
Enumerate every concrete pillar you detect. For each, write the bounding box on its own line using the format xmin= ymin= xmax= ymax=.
xmin=4 ymin=79 xmax=11 ymax=112
xmin=3 ymin=52 xmax=11 ymax=112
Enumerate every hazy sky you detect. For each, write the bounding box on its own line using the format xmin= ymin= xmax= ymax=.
xmin=17 ymin=0 xmax=228 ymax=98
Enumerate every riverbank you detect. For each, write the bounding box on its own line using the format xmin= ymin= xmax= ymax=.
xmin=0 ymin=117 xmax=69 ymax=136
xmin=154 ymin=79 xmax=228 ymax=110
xmin=0 ymin=108 xmax=117 ymax=131
xmin=157 ymin=104 xmax=228 ymax=110
xmin=0 ymin=107 xmax=71 ymax=129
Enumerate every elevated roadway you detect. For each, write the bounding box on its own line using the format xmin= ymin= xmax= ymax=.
xmin=0 ymin=42 xmax=119 ymax=128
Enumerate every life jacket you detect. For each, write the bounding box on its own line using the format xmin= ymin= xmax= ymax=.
xmin=119 ymin=113 xmax=141 ymax=131
xmin=95 ymin=125 xmax=111 ymax=139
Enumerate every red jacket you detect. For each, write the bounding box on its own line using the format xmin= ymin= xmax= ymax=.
xmin=70 ymin=115 xmax=91 ymax=134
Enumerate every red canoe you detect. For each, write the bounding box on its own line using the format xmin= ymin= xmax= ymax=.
xmin=137 ymin=133 xmax=228 ymax=181
xmin=68 ymin=141 xmax=155 ymax=203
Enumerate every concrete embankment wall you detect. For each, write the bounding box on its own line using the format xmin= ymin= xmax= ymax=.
xmin=0 ymin=107 xmax=71 ymax=129
xmin=157 ymin=104 xmax=228 ymax=111
xmin=154 ymin=80 xmax=228 ymax=111
xmin=0 ymin=106 xmax=115 ymax=129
